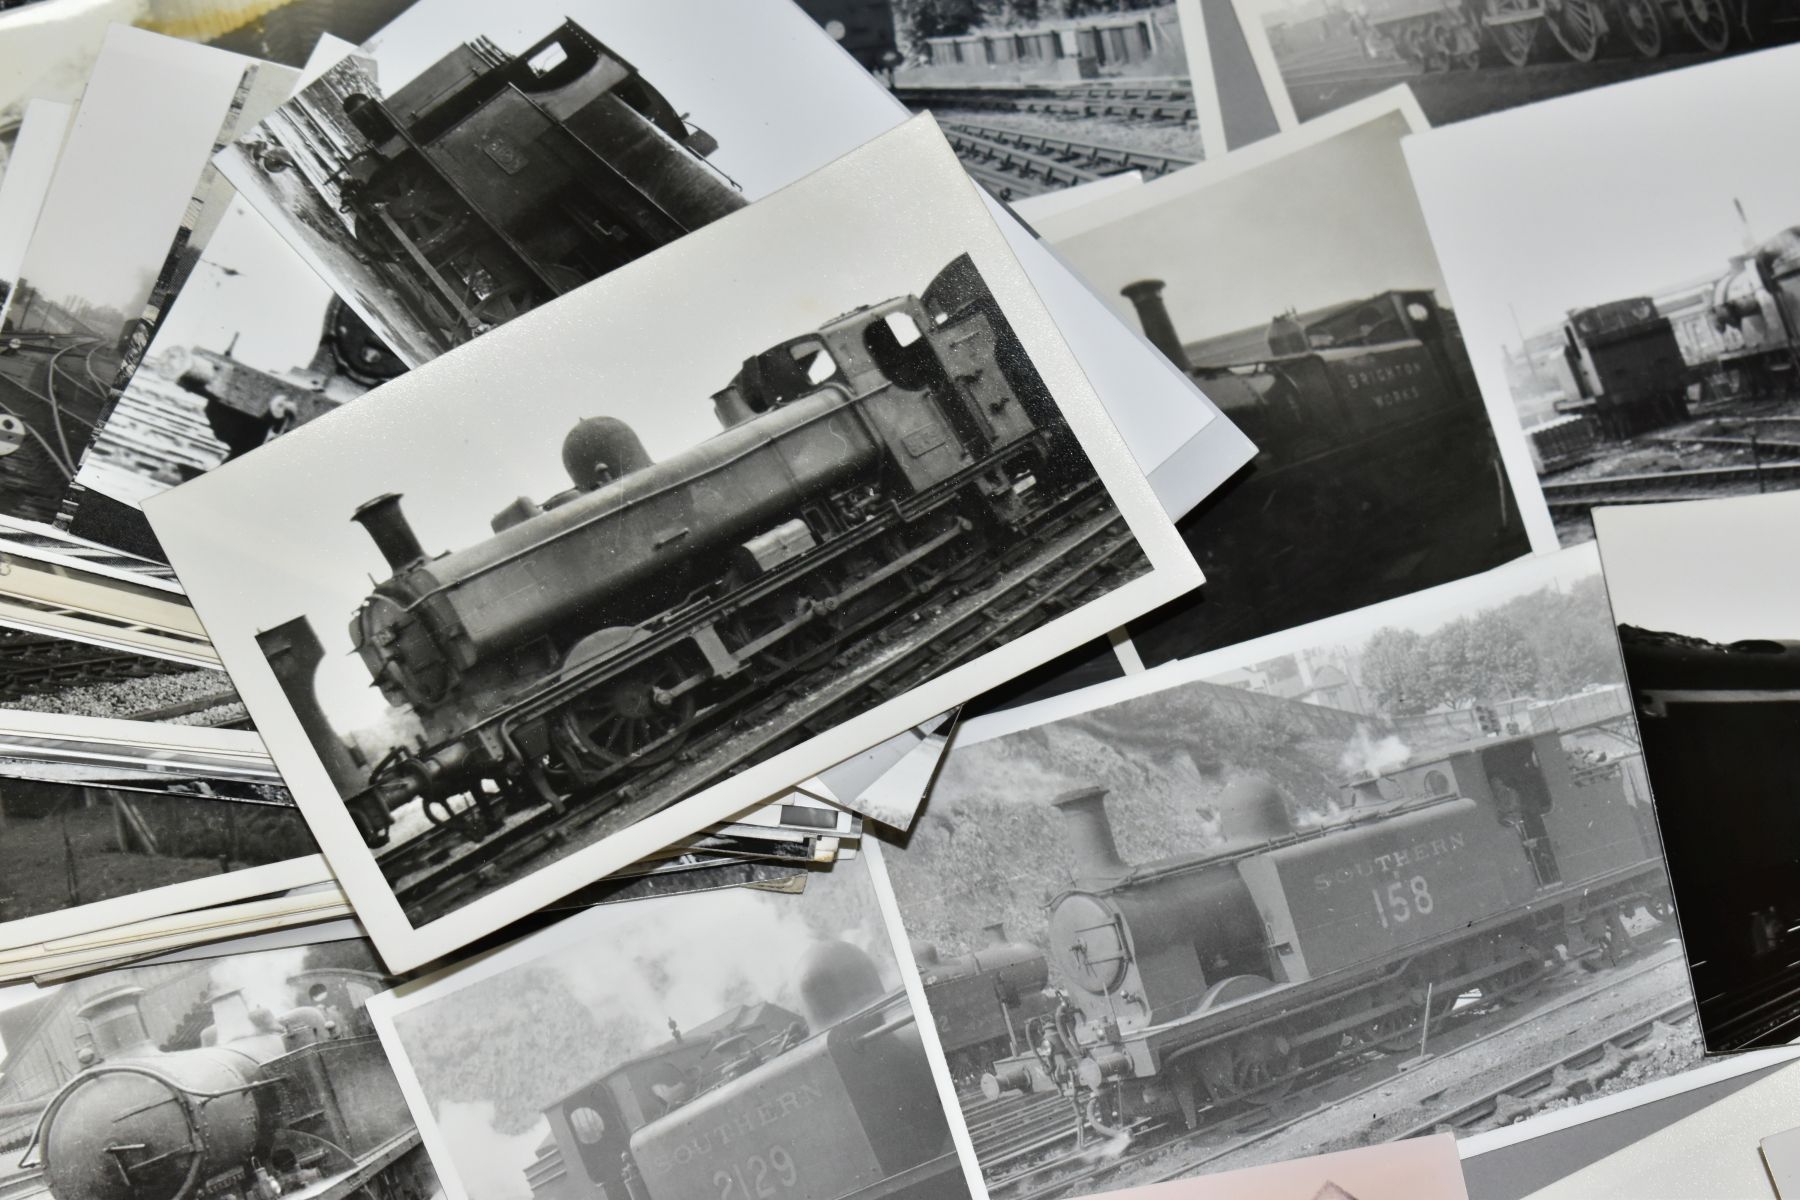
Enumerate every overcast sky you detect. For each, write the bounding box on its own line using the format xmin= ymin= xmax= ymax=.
xmin=1595 ymin=496 xmax=1800 ymax=644
xmin=17 ymin=26 xmax=252 ymax=319
xmin=1051 ymin=109 xmax=1447 ymax=347
xmin=1407 ymin=44 xmax=1800 ymax=354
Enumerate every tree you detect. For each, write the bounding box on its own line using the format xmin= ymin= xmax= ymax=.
xmin=1360 ymin=626 xmax=1434 ymax=714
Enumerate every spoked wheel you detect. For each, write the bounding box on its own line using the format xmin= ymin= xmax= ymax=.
xmin=1440 ymin=10 xmax=1483 ymax=66
xmin=1548 ymin=0 xmax=1606 ymax=60
xmin=1673 ymin=0 xmax=1731 ymax=48
xmin=554 ymin=660 xmax=697 ymax=770
xmin=1611 ymin=0 xmax=1666 ymax=54
xmin=1483 ymin=0 xmax=1540 ymax=63
xmin=1193 ymin=1034 xmax=1296 ymax=1105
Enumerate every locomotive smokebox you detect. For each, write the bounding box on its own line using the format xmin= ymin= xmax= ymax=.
xmin=352 ymin=492 xmax=426 ymax=572
xmin=796 ymin=939 xmax=883 ymax=1028
xmin=1121 ymin=280 xmax=1193 ymax=373
xmin=1054 ymin=787 xmax=1132 ymax=888
xmin=1218 ymin=775 xmax=1296 ymax=843
xmin=562 ymin=416 xmax=653 ymax=491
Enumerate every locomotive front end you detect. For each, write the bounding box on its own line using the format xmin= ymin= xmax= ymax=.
xmin=30 ymin=987 xmax=293 ymax=1200
xmin=628 ymin=943 xmax=959 ymax=1200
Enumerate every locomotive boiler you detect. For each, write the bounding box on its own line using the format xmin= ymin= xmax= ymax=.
xmin=532 ymin=940 xmax=968 ymax=1200
xmin=19 ymin=972 xmax=433 ymax=1200
xmin=331 ymin=20 xmax=746 ymax=353
xmin=985 ymin=730 xmax=1670 ymax=1134
xmin=292 ymin=254 xmax=1114 ymax=848
xmin=914 ymin=925 xmax=1056 ymax=1082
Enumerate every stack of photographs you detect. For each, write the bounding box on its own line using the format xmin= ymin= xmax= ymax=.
xmin=22 ymin=5 xmax=1800 ymax=1200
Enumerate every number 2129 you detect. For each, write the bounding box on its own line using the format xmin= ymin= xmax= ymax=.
xmin=713 ymin=1145 xmax=798 ymax=1198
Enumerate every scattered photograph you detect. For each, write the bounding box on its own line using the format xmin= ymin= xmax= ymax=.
xmin=1235 ymin=0 xmax=1800 ymax=129
xmin=0 ymin=541 xmax=219 ymax=668
xmin=214 ymin=25 xmax=749 ymax=364
xmin=69 ymin=0 xmax=1244 ymax=560
xmin=1094 ymin=1133 xmax=1467 ymax=1198
xmin=1594 ymin=493 xmax=1800 ymax=1053
xmin=0 ymin=625 xmax=245 ymax=726
xmin=0 ymin=934 xmax=440 ymax=1200
xmin=0 ymin=710 xmax=279 ymax=801
xmin=0 ymin=26 xmax=291 ymax=523
xmin=884 ymin=545 xmax=1700 ymax=1194
xmin=0 ymin=99 xmax=69 ymax=309
xmin=1405 ymin=43 xmax=1800 ymax=548
xmin=0 ymin=771 xmax=325 ymax=951
xmin=145 ymin=116 xmax=1196 ymax=971
xmin=367 ymin=854 xmax=971 ymax=1200
xmin=1036 ymin=89 xmax=1533 ymax=667
xmin=797 ymin=0 xmax=1216 ymax=200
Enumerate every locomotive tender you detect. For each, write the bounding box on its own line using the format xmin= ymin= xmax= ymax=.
xmin=531 ymin=941 xmax=967 ymax=1200
xmin=330 ymin=20 xmax=746 ymax=353
xmin=985 ymin=730 xmax=1670 ymax=1133
xmin=19 ymin=970 xmax=433 ymax=1200
xmin=914 ymin=925 xmax=1056 ymax=1082
xmin=267 ymin=255 xmax=1123 ymax=848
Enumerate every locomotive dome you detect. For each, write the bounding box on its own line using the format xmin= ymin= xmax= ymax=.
xmin=796 ymin=940 xmax=884 ymax=1028
xmin=562 ymin=416 xmax=652 ymax=491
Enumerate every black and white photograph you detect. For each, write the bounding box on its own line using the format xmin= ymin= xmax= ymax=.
xmin=1234 ymin=0 xmax=1800 ymax=130
xmin=0 ymin=933 xmax=441 ymax=1200
xmin=0 ymin=99 xmax=68 ymax=308
xmin=214 ymin=25 xmax=748 ymax=365
xmin=883 ymin=545 xmax=1701 ymax=1195
xmin=1593 ymin=493 xmax=1800 ymax=1054
xmin=0 ymin=539 xmax=219 ymax=668
xmin=72 ymin=0 xmax=1248 ymax=560
xmin=1035 ymin=89 xmax=1534 ymax=668
xmin=1406 ymin=43 xmax=1800 ymax=549
xmin=0 ymin=25 xmax=290 ymax=525
xmin=0 ymin=623 xmax=246 ymax=728
xmin=796 ymin=0 xmax=1218 ymax=199
xmin=144 ymin=116 xmax=1199 ymax=971
xmin=0 ymin=769 xmax=325 ymax=951
xmin=366 ymin=853 xmax=972 ymax=1200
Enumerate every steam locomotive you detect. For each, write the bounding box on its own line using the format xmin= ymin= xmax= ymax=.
xmin=329 ymin=20 xmax=746 ymax=355
xmin=20 ymin=969 xmax=434 ymax=1200
xmin=177 ymin=300 xmax=406 ymax=463
xmin=264 ymin=255 xmax=1126 ymax=848
xmin=530 ymin=940 xmax=968 ymax=1200
xmin=914 ymin=926 xmax=1056 ymax=1083
xmin=984 ymin=729 xmax=1671 ymax=1133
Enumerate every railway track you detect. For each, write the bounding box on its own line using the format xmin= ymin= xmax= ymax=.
xmin=1540 ymin=459 xmax=1800 ymax=510
xmin=0 ymin=627 xmax=193 ymax=701
xmin=944 ymin=122 xmax=1196 ymax=197
xmin=989 ymin=945 xmax=1689 ymax=1200
xmin=894 ymin=78 xmax=1198 ymax=124
xmin=380 ymin=488 xmax=1145 ymax=925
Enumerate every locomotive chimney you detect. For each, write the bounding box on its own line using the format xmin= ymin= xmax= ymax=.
xmin=982 ymin=922 xmax=1009 ymax=947
xmin=256 ymin=617 xmax=365 ymax=796
xmin=77 ymin=987 xmax=155 ymax=1059
xmin=1053 ymin=787 xmax=1132 ymax=888
xmin=1121 ymin=280 xmax=1192 ymax=373
xmin=352 ymin=492 xmax=426 ymax=572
